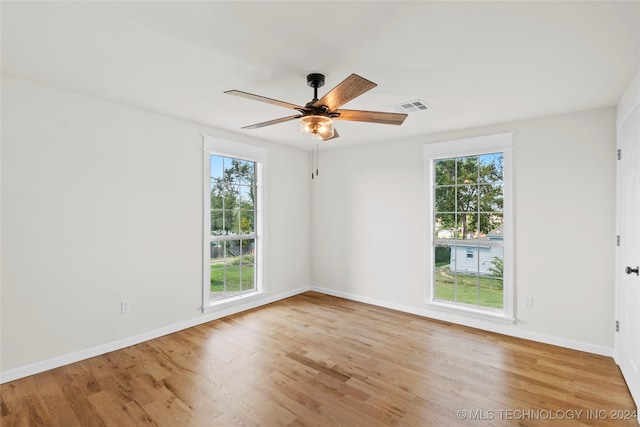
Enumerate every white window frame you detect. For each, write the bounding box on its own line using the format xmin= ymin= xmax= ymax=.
xmin=466 ymin=248 xmax=475 ymax=259
xmin=203 ymin=135 xmax=267 ymax=311
xmin=423 ymin=132 xmax=514 ymax=322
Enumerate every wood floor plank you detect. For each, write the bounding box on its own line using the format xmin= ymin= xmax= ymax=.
xmin=2 ymin=292 xmax=637 ymax=426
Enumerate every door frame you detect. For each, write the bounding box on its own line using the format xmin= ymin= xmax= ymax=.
xmin=614 ymin=71 xmax=640 ymax=408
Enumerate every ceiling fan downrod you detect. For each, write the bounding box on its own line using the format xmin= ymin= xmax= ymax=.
xmin=306 ymin=73 xmax=325 ymax=103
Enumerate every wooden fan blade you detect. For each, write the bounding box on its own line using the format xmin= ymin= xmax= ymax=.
xmin=242 ymin=115 xmax=301 ymax=129
xmin=225 ymin=90 xmax=305 ymax=110
xmin=334 ymin=109 xmax=408 ymax=126
xmin=312 ymin=74 xmax=377 ymax=110
xmin=322 ymin=129 xmax=340 ymax=141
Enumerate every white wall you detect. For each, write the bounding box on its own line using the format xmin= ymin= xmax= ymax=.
xmin=0 ymin=74 xmax=619 ymax=379
xmin=0 ymin=76 xmax=311 ymax=375
xmin=618 ymin=71 xmax=640 ymax=121
xmin=311 ymin=108 xmax=617 ymax=352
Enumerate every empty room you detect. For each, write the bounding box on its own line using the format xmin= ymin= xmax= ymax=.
xmin=1 ymin=1 xmax=639 ymax=426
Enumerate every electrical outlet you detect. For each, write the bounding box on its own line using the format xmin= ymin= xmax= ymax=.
xmin=525 ymin=297 xmax=534 ymax=310
xmin=121 ymin=299 xmax=131 ymax=314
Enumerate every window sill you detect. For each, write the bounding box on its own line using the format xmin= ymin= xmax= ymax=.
xmin=202 ymin=290 xmax=267 ymax=313
xmin=426 ymin=300 xmax=516 ymax=325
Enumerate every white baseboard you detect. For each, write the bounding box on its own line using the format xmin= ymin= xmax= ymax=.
xmin=2 ymin=285 xmax=614 ymax=384
xmin=310 ymin=286 xmax=614 ymax=357
xmin=0 ymin=286 xmax=310 ymax=384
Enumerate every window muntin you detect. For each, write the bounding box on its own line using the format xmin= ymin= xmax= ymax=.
xmin=203 ymin=136 xmax=266 ymax=308
xmin=433 ymin=153 xmax=504 ymax=310
xmin=209 ymin=155 xmax=257 ymax=300
xmin=425 ymin=133 xmax=513 ymax=320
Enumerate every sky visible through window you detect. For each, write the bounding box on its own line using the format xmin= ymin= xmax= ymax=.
xmin=210 ymin=155 xmax=223 ymax=183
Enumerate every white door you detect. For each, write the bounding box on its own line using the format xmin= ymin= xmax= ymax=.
xmin=617 ymin=102 xmax=640 ymax=407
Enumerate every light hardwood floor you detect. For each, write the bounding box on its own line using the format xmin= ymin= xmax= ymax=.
xmin=1 ymin=292 xmax=637 ymax=426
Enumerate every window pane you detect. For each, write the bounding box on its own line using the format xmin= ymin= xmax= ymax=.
xmin=479 ymin=279 xmax=503 ymax=309
xmin=210 ymin=156 xmax=223 ymax=179
xmin=456 ymin=157 xmax=479 ymax=185
xmin=467 ymin=213 xmax=482 ymax=239
xmin=477 ymin=213 xmax=493 ymax=236
xmin=208 ymin=238 xmax=257 ymax=299
xmin=240 ymin=211 xmax=254 ymax=234
xmin=225 ymin=240 xmax=240 ymax=257
xmin=210 ymin=241 xmax=226 ymax=262
xmin=224 ymin=209 xmax=239 ymax=234
xmin=435 ymin=213 xmax=456 ymax=239
xmin=210 ymin=241 xmax=226 ymax=295
xmin=456 ymin=185 xmax=478 ymax=213
xmin=225 ymin=266 xmax=241 ymax=293
xmin=479 ymin=184 xmax=503 ymax=212
xmin=240 ymin=266 xmax=255 ymax=291
xmin=486 ymin=256 xmax=504 ymax=280
xmin=434 ymin=186 xmax=455 ymax=212
xmin=240 ymin=238 xmax=255 ymax=258
xmin=455 ymin=245 xmax=478 ymax=275
xmin=457 ymin=213 xmax=477 ymax=240
xmin=455 ymin=273 xmax=479 ymax=305
xmin=239 ymin=185 xmax=253 ymax=207
xmin=211 ymin=210 xmax=224 ymax=235
xmin=237 ymin=160 xmax=255 ymax=185
xmin=434 ymin=243 xmax=455 ymax=302
xmin=478 ymin=153 xmax=503 ymax=184
xmin=223 ymin=158 xmax=239 ymax=184
xmin=434 ymin=159 xmax=456 ymax=185
xmin=492 ymin=212 xmax=504 ymax=225
xmin=210 ymin=265 xmax=225 ymax=295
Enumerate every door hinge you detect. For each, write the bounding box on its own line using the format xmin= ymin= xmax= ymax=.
xmin=617 ymin=149 xmax=621 ymax=160
xmin=617 ymin=235 xmax=620 ymax=246
xmin=616 ymin=320 xmax=619 ymax=332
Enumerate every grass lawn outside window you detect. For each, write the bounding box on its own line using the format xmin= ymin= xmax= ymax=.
xmin=434 ymin=263 xmax=503 ymax=309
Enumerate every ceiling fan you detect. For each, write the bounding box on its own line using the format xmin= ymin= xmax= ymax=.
xmin=224 ymin=73 xmax=408 ymax=141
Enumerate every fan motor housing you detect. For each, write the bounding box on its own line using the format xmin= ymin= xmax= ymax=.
xmin=307 ymin=73 xmax=325 ymax=88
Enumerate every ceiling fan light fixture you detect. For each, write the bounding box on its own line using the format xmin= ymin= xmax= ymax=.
xmin=299 ymin=115 xmax=334 ymax=139
xmin=225 ymin=73 xmax=408 ymax=142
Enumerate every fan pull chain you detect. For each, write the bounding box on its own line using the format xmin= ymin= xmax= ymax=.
xmin=311 ymin=141 xmax=320 ymax=180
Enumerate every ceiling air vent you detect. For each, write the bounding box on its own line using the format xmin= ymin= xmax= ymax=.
xmin=391 ymin=99 xmax=430 ymax=113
